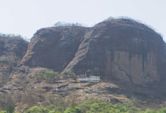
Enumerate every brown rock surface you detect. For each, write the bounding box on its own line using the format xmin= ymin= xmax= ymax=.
xmin=21 ymin=18 xmax=166 ymax=87
xmin=64 ymin=18 xmax=166 ymax=86
xmin=21 ymin=25 xmax=88 ymax=71
xmin=0 ymin=34 xmax=28 ymax=85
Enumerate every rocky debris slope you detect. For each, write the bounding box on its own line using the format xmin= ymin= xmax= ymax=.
xmin=0 ymin=68 xmax=164 ymax=112
xmin=0 ymin=67 xmax=134 ymax=112
xmin=0 ymin=34 xmax=28 ymax=86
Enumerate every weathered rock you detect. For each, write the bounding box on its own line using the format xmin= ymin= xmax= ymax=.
xmin=64 ymin=18 xmax=166 ymax=86
xmin=0 ymin=34 xmax=28 ymax=85
xmin=21 ymin=25 xmax=88 ymax=71
xmin=21 ymin=18 xmax=166 ymax=87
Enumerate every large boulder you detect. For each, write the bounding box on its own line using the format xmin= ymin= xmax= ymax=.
xmin=21 ymin=25 xmax=88 ymax=72
xmin=65 ymin=18 xmax=166 ymax=86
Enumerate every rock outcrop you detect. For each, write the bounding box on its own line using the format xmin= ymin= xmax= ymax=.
xmin=21 ymin=25 xmax=88 ymax=72
xmin=21 ymin=18 xmax=166 ymax=87
xmin=64 ymin=18 xmax=166 ymax=86
xmin=0 ymin=34 xmax=28 ymax=85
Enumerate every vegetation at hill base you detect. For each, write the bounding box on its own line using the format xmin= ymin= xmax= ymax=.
xmin=1 ymin=99 xmax=166 ymax=113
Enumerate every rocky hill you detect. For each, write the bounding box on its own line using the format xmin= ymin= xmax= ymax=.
xmin=21 ymin=18 xmax=166 ymax=87
xmin=0 ymin=18 xmax=166 ymax=111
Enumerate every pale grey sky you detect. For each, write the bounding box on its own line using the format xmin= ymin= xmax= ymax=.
xmin=0 ymin=0 xmax=165 ymax=40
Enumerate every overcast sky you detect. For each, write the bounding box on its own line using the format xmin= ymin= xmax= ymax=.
xmin=0 ymin=0 xmax=165 ymax=40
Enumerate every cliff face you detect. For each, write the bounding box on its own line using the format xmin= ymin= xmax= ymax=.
xmin=0 ymin=35 xmax=28 ymax=85
xmin=21 ymin=18 xmax=166 ymax=86
xmin=21 ymin=26 xmax=88 ymax=72
xmin=64 ymin=19 xmax=166 ymax=86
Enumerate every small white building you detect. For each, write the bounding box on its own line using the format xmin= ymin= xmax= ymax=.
xmin=78 ymin=76 xmax=100 ymax=83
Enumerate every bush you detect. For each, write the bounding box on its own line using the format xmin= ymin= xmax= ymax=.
xmin=5 ymin=105 xmax=15 ymax=113
xmin=62 ymin=70 xmax=76 ymax=78
xmin=24 ymin=106 xmax=62 ymax=113
xmin=64 ymin=107 xmax=81 ymax=113
xmin=35 ymin=70 xmax=59 ymax=82
xmin=0 ymin=111 xmax=7 ymax=113
xmin=21 ymin=100 xmax=166 ymax=113
xmin=24 ymin=106 xmax=48 ymax=113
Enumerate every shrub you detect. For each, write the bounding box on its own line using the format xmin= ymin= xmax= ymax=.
xmin=64 ymin=107 xmax=81 ymax=113
xmin=35 ymin=70 xmax=59 ymax=82
xmin=0 ymin=111 xmax=7 ymax=113
xmin=23 ymin=99 xmax=166 ymax=113
xmin=24 ymin=106 xmax=48 ymax=113
xmin=62 ymin=70 xmax=76 ymax=78
xmin=5 ymin=105 xmax=15 ymax=113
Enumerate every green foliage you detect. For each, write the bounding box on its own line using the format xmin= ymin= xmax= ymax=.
xmin=158 ymin=108 xmax=166 ymax=113
xmin=24 ymin=106 xmax=48 ymax=113
xmin=21 ymin=100 xmax=147 ymax=113
xmin=35 ymin=70 xmax=59 ymax=82
xmin=1 ymin=99 xmax=166 ymax=113
xmin=5 ymin=105 xmax=15 ymax=113
xmin=0 ymin=111 xmax=7 ymax=113
xmin=67 ymin=99 xmax=139 ymax=113
xmin=63 ymin=70 xmax=76 ymax=78
xmin=64 ymin=107 xmax=81 ymax=113
xmin=0 ymin=106 xmax=14 ymax=113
